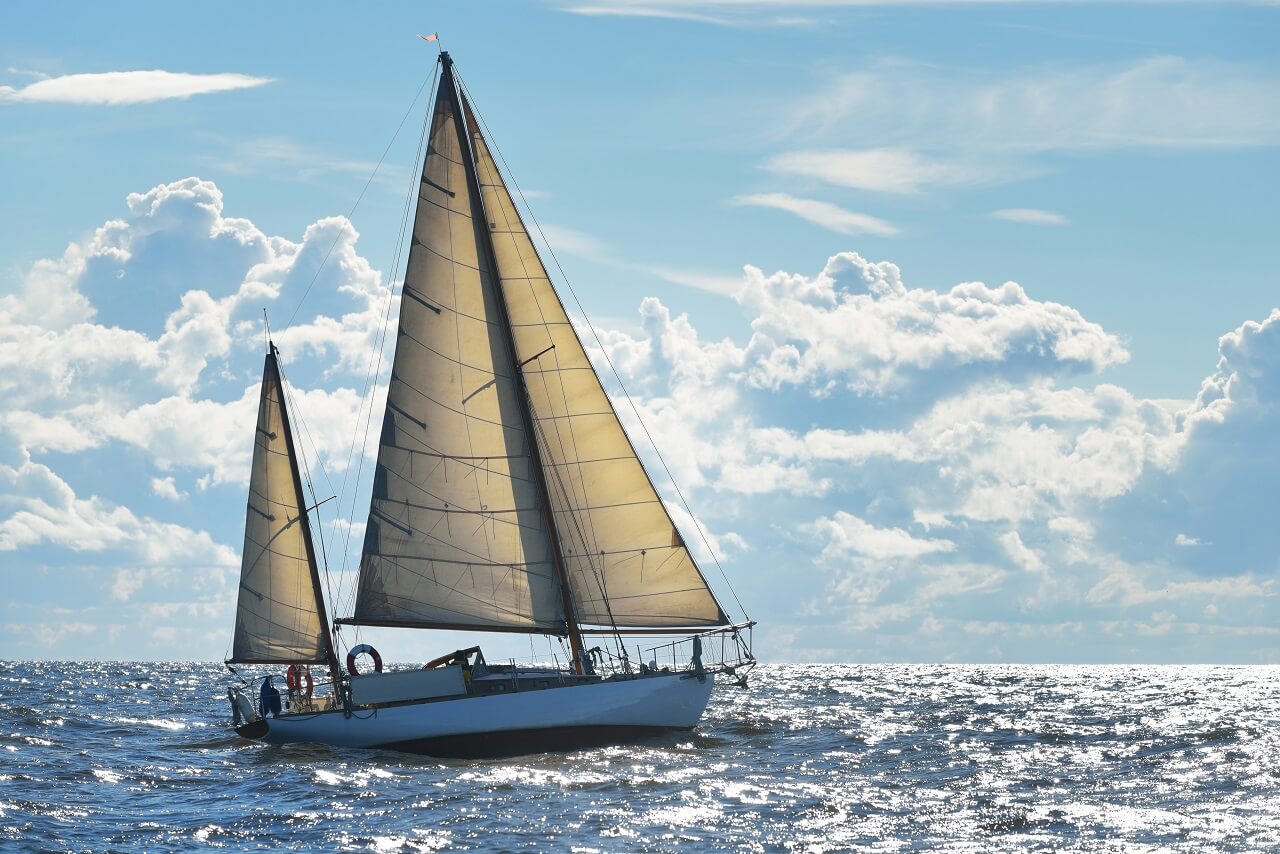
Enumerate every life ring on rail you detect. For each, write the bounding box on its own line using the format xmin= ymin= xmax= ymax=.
xmin=285 ymin=664 xmax=314 ymax=698
xmin=346 ymin=644 xmax=383 ymax=676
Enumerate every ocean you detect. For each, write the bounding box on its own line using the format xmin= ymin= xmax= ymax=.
xmin=2 ymin=662 xmax=1277 ymax=851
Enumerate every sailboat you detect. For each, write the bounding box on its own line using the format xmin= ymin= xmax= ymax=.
xmin=224 ymin=52 xmax=755 ymax=758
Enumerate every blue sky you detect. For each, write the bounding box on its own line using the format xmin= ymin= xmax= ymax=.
xmin=2 ymin=1 xmax=1278 ymax=663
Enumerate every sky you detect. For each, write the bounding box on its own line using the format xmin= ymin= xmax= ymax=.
xmin=2 ymin=1 xmax=1278 ymax=664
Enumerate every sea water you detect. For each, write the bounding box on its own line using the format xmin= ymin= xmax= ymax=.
xmin=2 ymin=662 xmax=1278 ymax=851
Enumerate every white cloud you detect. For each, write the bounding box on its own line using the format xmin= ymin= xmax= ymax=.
xmin=0 ymin=177 xmax=392 ymax=491
xmin=991 ymin=208 xmax=1070 ymax=226
xmin=205 ymin=136 xmax=382 ymax=181
xmin=734 ymin=252 xmax=1127 ymax=394
xmin=564 ymin=3 xmax=736 ymax=25
xmin=0 ymin=70 xmax=271 ymax=106
xmin=4 ymin=621 xmax=98 ymax=647
xmin=766 ymin=148 xmax=999 ymax=195
xmin=0 ymin=453 xmax=236 ymax=567
xmin=811 ymin=511 xmax=956 ymax=561
xmin=584 ymin=238 xmax=1280 ymax=661
xmin=1087 ymin=570 xmax=1272 ymax=607
xmin=150 ymin=477 xmax=187 ymax=501
xmin=645 ymin=266 xmax=743 ymax=297
xmin=8 ymin=172 xmax=1280 ymax=662
xmin=533 ymin=223 xmax=611 ymax=261
xmin=1000 ymin=531 xmax=1047 ymax=573
xmin=564 ymin=0 xmax=1274 ymax=18
xmin=732 ymin=193 xmax=900 ymax=237
xmin=1174 ymin=533 xmax=1201 ymax=547
xmin=792 ymin=57 xmax=1280 ymax=152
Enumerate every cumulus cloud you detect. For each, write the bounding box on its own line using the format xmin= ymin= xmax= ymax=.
xmin=8 ymin=173 xmax=1280 ymax=662
xmin=0 ymin=453 xmax=236 ymax=567
xmin=583 ymin=241 xmax=1280 ymax=660
xmin=1 ymin=177 xmax=390 ymax=474
xmin=0 ymin=70 xmax=271 ymax=106
xmin=1099 ymin=308 xmax=1280 ymax=576
xmin=0 ymin=177 xmax=396 ymax=658
xmin=735 ymin=251 xmax=1127 ymax=395
xmin=150 ymin=477 xmax=187 ymax=501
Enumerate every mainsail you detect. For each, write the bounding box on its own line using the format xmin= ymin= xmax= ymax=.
xmin=347 ymin=54 xmax=728 ymax=635
xmin=230 ymin=347 xmax=333 ymax=664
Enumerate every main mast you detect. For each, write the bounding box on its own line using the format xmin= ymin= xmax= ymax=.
xmin=439 ymin=52 xmax=588 ymax=672
xmin=269 ymin=343 xmax=344 ymax=690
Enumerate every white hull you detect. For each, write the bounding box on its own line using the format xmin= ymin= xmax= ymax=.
xmin=236 ymin=671 xmax=714 ymax=757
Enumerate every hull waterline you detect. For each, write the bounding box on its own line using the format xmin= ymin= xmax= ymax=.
xmin=235 ymin=671 xmax=714 ymax=758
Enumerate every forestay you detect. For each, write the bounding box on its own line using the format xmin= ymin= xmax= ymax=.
xmin=230 ymin=351 xmax=329 ymax=663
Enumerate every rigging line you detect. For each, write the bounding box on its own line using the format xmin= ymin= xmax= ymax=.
xmin=458 ymin=74 xmax=750 ymax=622
xmin=282 ymin=65 xmax=438 ymax=331
xmin=335 ymin=62 xmax=440 ymax=625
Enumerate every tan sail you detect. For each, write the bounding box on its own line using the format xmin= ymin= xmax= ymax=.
xmin=230 ymin=351 xmax=330 ymax=663
xmin=462 ymin=95 xmax=729 ymax=629
xmin=349 ymin=70 xmax=564 ymax=631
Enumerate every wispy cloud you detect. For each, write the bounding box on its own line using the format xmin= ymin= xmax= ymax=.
xmin=991 ymin=208 xmax=1069 ymax=225
xmin=565 ymin=4 xmax=736 ymax=24
xmin=563 ymin=0 xmax=1280 ymax=26
xmin=522 ymin=220 xmax=746 ymax=297
xmin=792 ymin=57 xmax=1280 ymax=152
xmin=0 ymin=70 xmax=271 ymax=106
xmin=766 ymin=148 xmax=1008 ymax=194
xmin=532 ymin=223 xmax=612 ymax=261
xmin=206 ymin=136 xmax=382 ymax=181
xmin=733 ymin=193 xmax=899 ymax=236
xmin=5 ymin=67 xmax=51 ymax=80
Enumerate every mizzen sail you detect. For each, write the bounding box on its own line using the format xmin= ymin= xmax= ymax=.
xmin=348 ymin=67 xmax=564 ymax=632
xmin=230 ymin=348 xmax=331 ymax=663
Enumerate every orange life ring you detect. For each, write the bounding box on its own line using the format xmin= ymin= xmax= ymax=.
xmin=346 ymin=644 xmax=383 ymax=676
xmin=285 ymin=664 xmax=314 ymax=698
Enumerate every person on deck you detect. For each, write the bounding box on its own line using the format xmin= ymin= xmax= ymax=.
xmin=259 ymin=676 xmax=282 ymax=718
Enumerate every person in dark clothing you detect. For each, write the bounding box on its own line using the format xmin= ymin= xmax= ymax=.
xmin=259 ymin=676 xmax=282 ymax=718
